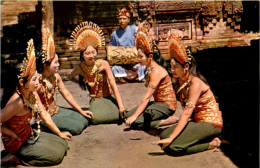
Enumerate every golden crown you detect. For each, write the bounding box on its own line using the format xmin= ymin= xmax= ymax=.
xmin=168 ymin=34 xmax=191 ymax=64
xmin=18 ymin=39 xmax=36 ymax=79
xmin=70 ymin=21 xmax=105 ymax=52
xmin=42 ymin=28 xmax=55 ymax=63
xmin=135 ymin=22 xmax=154 ymax=54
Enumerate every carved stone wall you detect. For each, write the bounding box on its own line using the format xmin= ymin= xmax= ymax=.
xmin=1 ymin=1 xmax=259 ymax=70
xmin=132 ymin=1 xmax=253 ymax=59
xmin=53 ymin=1 xmax=258 ymax=68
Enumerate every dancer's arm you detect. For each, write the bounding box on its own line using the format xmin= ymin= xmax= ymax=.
xmin=56 ymin=73 xmax=93 ymax=119
xmin=66 ymin=66 xmax=81 ymax=83
xmin=101 ymin=60 xmax=126 ymax=118
xmin=125 ymin=68 xmax=163 ymax=126
xmin=33 ymin=92 xmax=72 ymax=140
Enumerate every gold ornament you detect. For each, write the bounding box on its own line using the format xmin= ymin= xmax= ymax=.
xmin=168 ymin=34 xmax=192 ymax=65
xmin=70 ymin=21 xmax=105 ymax=51
xmin=42 ymin=28 xmax=55 ymax=63
xmin=135 ymin=23 xmax=154 ymax=54
xmin=18 ymin=39 xmax=36 ymax=80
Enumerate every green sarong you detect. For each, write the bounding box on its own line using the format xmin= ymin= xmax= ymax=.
xmin=125 ymin=102 xmax=174 ymax=130
xmin=160 ymin=122 xmax=221 ymax=156
xmin=89 ymin=95 xmax=120 ymax=125
xmin=18 ymin=131 xmax=68 ymax=166
xmin=41 ymin=107 xmax=89 ymax=135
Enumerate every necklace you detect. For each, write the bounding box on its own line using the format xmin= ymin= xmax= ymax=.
xmin=177 ymin=75 xmax=194 ymax=105
xmin=41 ymin=74 xmax=56 ymax=110
xmin=176 ymin=75 xmax=193 ymax=94
xmin=145 ymin=64 xmax=156 ymax=87
xmin=80 ymin=60 xmax=102 ymax=97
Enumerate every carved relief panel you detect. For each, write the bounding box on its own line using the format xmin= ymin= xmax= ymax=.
xmin=157 ymin=21 xmax=192 ymax=41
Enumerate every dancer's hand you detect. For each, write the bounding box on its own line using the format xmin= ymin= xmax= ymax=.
xmin=59 ymin=132 xmax=72 ymax=141
xmin=81 ymin=110 xmax=93 ymax=119
xmin=152 ymin=138 xmax=173 ymax=150
xmin=119 ymin=107 xmax=127 ymax=119
xmin=125 ymin=115 xmax=137 ymax=127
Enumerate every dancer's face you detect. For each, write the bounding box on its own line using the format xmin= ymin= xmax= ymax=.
xmin=138 ymin=49 xmax=149 ymax=66
xmin=49 ymin=54 xmax=59 ymax=73
xmin=170 ymin=58 xmax=185 ymax=79
xmin=23 ymin=71 xmax=39 ymax=91
xmin=83 ymin=46 xmax=97 ymax=65
xmin=118 ymin=16 xmax=129 ymax=30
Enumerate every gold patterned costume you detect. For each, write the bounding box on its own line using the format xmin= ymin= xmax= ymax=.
xmin=80 ymin=60 xmax=113 ymax=98
xmin=38 ymin=74 xmax=59 ymax=115
xmin=177 ymin=75 xmax=223 ymax=130
xmin=153 ymin=75 xmax=177 ymax=111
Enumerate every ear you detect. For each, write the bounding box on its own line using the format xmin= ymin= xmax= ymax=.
xmin=127 ymin=17 xmax=130 ymax=24
xmin=148 ymin=53 xmax=153 ymax=59
xmin=18 ymin=79 xmax=24 ymax=87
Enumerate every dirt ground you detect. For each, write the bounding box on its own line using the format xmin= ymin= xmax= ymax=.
xmin=1 ymin=81 xmax=238 ymax=168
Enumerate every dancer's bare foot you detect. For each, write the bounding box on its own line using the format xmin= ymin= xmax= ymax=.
xmin=158 ymin=115 xmax=179 ymax=127
xmin=1 ymin=153 xmax=21 ymax=165
xmin=208 ymin=137 xmax=221 ymax=150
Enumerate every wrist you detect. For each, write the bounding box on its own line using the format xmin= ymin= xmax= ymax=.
xmin=79 ymin=109 xmax=85 ymax=114
xmin=119 ymin=105 xmax=125 ymax=110
xmin=57 ymin=131 xmax=63 ymax=137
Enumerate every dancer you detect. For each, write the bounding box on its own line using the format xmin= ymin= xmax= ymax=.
xmin=68 ymin=21 xmax=126 ymax=124
xmin=125 ymin=26 xmax=177 ymax=130
xmin=153 ymin=35 xmax=223 ymax=156
xmin=37 ymin=30 xmax=92 ymax=135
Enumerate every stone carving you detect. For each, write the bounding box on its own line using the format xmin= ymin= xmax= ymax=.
xmin=158 ymin=22 xmax=191 ymax=41
xmin=154 ymin=1 xmax=197 ymax=11
xmin=223 ymin=1 xmax=243 ymax=30
xmin=106 ymin=46 xmax=138 ymax=65
xmin=198 ymin=1 xmax=243 ymax=33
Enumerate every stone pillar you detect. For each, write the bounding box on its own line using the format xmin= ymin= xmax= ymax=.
xmin=41 ymin=1 xmax=54 ymax=44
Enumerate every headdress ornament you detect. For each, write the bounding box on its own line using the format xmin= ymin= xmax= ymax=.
xmin=135 ymin=22 xmax=154 ymax=54
xmin=70 ymin=21 xmax=105 ymax=52
xmin=118 ymin=7 xmax=131 ymax=18
xmin=168 ymin=34 xmax=192 ymax=64
xmin=42 ymin=28 xmax=55 ymax=63
xmin=18 ymin=39 xmax=36 ymax=80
